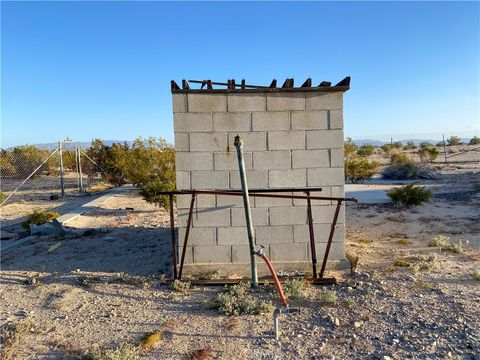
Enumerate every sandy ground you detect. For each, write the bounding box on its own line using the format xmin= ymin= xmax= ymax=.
xmin=0 ymin=156 xmax=479 ymax=359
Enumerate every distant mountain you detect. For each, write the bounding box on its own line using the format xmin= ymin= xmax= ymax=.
xmin=349 ymin=138 xmax=472 ymax=146
xmin=5 ymin=140 xmax=135 ymax=151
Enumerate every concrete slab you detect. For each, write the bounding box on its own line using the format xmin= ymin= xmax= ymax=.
xmin=345 ymin=184 xmax=392 ymax=204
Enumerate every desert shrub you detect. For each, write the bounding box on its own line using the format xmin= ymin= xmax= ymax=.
xmin=22 ymin=209 xmax=60 ymax=231
xmin=469 ymin=136 xmax=480 ymax=145
xmin=213 ymin=283 xmax=274 ymax=316
xmin=319 ymin=290 xmax=337 ymax=306
xmin=0 ymin=191 xmax=6 ymax=204
xmin=403 ymin=141 xmax=416 ymax=150
xmin=139 ymin=331 xmax=163 ymax=350
xmin=473 ymin=270 xmax=480 ymax=281
xmin=1 ymin=146 xmax=56 ymax=178
xmin=473 ymin=182 xmax=480 ymax=192
xmin=382 ymin=159 xmax=432 ymax=180
xmin=344 ymin=137 xmax=358 ymax=157
xmin=447 ymin=136 xmax=462 ymax=146
xmin=380 ymin=143 xmax=401 ymax=154
xmin=436 ymin=140 xmax=445 ymax=147
xmin=102 ymin=343 xmax=140 ymax=360
xmin=430 ymin=235 xmax=450 ymax=249
xmin=390 ymin=153 xmax=410 ymax=164
xmin=344 ymin=156 xmax=380 ymax=183
xmin=170 ymin=280 xmax=190 ymax=293
xmin=1 ymin=321 xmax=32 ymax=360
xmin=387 ymin=184 xmax=432 ymax=206
xmin=419 ymin=141 xmax=433 ymax=148
xmin=357 ymin=144 xmax=375 ymax=157
xmin=394 ymin=259 xmax=410 ymax=267
xmin=0 ymin=155 xmax=16 ymax=176
xmin=451 ymin=242 xmax=463 ymax=254
xmin=418 ymin=147 xmax=439 ymax=162
xmin=283 ymin=279 xmax=311 ymax=300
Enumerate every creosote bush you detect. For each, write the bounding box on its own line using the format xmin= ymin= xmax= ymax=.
xmin=418 ymin=147 xmax=439 ymax=163
xmin=357 ymin=144 xmax=375 ymax=157
xmin=387 ymin=184 xmax=432 ymax=206
xmin=213 ymin=283 xmax=274 ymax=316
xmin=473 ymin=270 xmax=480 ymax=281
xmin=469 ymin=136 xmax=480 ymax=145
xmin=21 ymin=209 xmax=60 ymax=232
xmin=320 ymin=290 xmax=337 ymax=306
xmin=170 ymin=280 xmax=191 ymax=293
xmin=430 ymin=235 xmax=450 ymax=249
xmin=283 ymin=279 xmax=311 ymax=300
xmin=344 ymin=156 xmax=380 ymax=183
xmin=0 ymin=191 xmax=6 ymax=204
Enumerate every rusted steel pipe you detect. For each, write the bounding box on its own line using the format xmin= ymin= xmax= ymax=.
xmin=319 ymin=200 xmax=343 ymax=278
xmin=306 ymin=191 xmax=318 ymax=278
xmin=169 ymin=194 xmax=177 ymax=279
xmin=254 ymin=247 xmax=288 ymax=307
xmin=178 ymin=193 xmax=196 ymax=280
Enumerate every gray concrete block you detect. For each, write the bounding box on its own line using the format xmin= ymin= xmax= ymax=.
xmin=291 ymin=110 xmax=328 ymax=130
xmin=227 ymin=94 xmax=266 ymax=112
xmin=178 ymin=227 xmax=216 ymax=247
xmin=191 ymin=170 xmax=229 ymax=189
xmin=269 ymin=243 xmax=307 ymax=261
xmin=268 ymin=131 xmax=305 ymax=150
xmin=256 ymin=226 xmax=293 ymax=244
xmin=331 ymin=185 xmax=344 ymax=198
xmin=232 ymin=245 xmax=255 ymax=263
xmin=188 ymin=93 xmax=227 ymax=112
xmin=213 ymin=112 xmax=251 ymax=132
xmin=176 ymin=246 xmax=193 ymax=264
xmin=190 ymin=133 xmax=228 ymax=152
xmin=311 ymin=204 xmax=345 ymax=224
xmin=177 ymin=193 xmax=216 ymax=209
xmin=192 ymin=208 xmax=231 ymax=227
xmin=306 ymin=130 xmax=343 ymax=149
xmin=172 ymin=93 xmax=187 ymax=113
xmin=231 ymin=207 xmax=269 ymax=226
xmin=217 ymin=227 xmax=250 ymax=245
xmin=254 ymin=192 xmax=293 ymax=208
xmin=174 ymin=113 xmax=212 ymax=132
xmin=307 ymin=241 xmax=345 ymax=261
xmin=214 ymin=152 xmax=253 ymax=170
xmin=330 ymin=148 xmax=344 ymax=167
xmin=252 ymin=112 xmax=290 ymax=131
xmin=293 ymin=223 xmax=345 ymax=243
xmin=194 ymin=245 xmax=232 ymax=263
xmin=176 ymin=171 xmax=191 ymax=190
xmin=267 ymin=93 xmax=305 ymax=111
xmin=305 ymin=92 xmax=343 ymax=110
xmin=307 ymin=167 xmax=344 ymax=186
xmin=329 ymin=110 xmax=343 ymax=129
xmin=229 ymin=132 xmax=267 ymax=151
xmin=269 ymin=206 xmax=307 ymax=225
xmin=174 ymin=133 xmax=189 ymax=152
xmin=269 ymin=169 xmax=306 ymax=188
xmin=216 ymin=194 xmax=245 ymax=208
xmin=292 ymin=149 xmax=329 ymax=168
xmin=253 ymin=151 xmax=291 ymax=170
xmin=176 ymin=152 xmax=213 ymax=171
xmin=229 ymin=170 xmax=268 ymax=189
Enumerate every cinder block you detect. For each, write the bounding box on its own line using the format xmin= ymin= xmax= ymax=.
xmin=231 ymin=207 xmax=269 ymax=226
xmin=252 ymin=112 xmax=290 ymax=131
xmin=232 ymin=245 xmax=254 ymax=263
xmin=190 ymin=133 xmax=228 ymax=152
xmin=329 ymin=110 xmax=343 ymax=129
xmin=305 ymin=92 xmax=343 ymax=110
xmin=177 ymin=210 xmax=189 ymax=227
xmin=174 ymin=113 xmax=212 ymax=133
xmin=229 ymin=132 xmax=267 ymax=151
xmin=178 ymin=227 xmax=216 ymax=247
xmin=216 ymin=194 xmax=244 ymax=208
xmin=253 ymin=151 xmax=291 ymax=170
xmin=174 ymin=133 xmax=189 ymax=152
xmin=307 ymin=168 xmax=344 ymax=186
xmin=292 ymin=149 xmax=329 ymax=168
xmin=176 ymin=246 xmax=193 ymax=264
xmin=306 ymin=130 xmax=343 ymax=149
xmin=188 ymin=94 xmax=227 ymax=112
xmin=293 ymin=188 xmax=331 ymax=206
xmin=172 ymin=93 xmax=187 ymax=113
xmin=307 ymin=241 xmax=345 ymax=261
xmin=176 ymin=171 xmax=190 ymax=190
xmin=293 ymin=223 xmax=345 ymax=243
xmin=177 ymin=193 xmax=215 ymax=209
xmin=269 ymin=243 xmax=307 ymax=261
xmin=291 ymin=110 xmax=328 ymax=130
xmin=269 ymin=169 xmax=306 ymax=188
xmin=331 ymin=185 xmax=344 ymax=198
xmin=194 ymin=245 xmax=231 ymax=263
xmin=176 ymin=152 xmax=213 ymax=171
xmin=191 ymin=170 xmax=229 ymax=189
xmin=254 ymin=192 xmax=292 ymax=208
xmin=311 ymin=204 xmax=345 ymax=224
xmin=191 ymin=208 xmax=231 ymax=227
xmin=256 ymin=226 xmax=293 ymax=244
xmin=217 ymin=227 xmax=250 ymax=245
xmin=230 ymin=170 xmax=268 ymax=189
xmin=267 ymin=93 xmax=305 ymax=111
xmin=269 ymin=206 xmax=307 ymax=225
xmin=213 ymin=112 xmax=251 ymax=132
xmin=227 ymin=94 xmax=266 ymax=112
xmin=330 ymin=148 xmax=344 ymax=167
xmin=214 ymin=152 xmax=253 ymax=170
xmin=268 ymin=131 xmax=305 ymax=150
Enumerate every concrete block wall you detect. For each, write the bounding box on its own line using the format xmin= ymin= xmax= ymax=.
xmin=172 ymin=89 xmax=346 ymax=269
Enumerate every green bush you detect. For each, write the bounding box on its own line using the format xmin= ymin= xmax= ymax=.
xmin=387 ymin=184 xmax=432 ymax=206
xmin=283 ymin=279 xmax=311 ymax=300
xmin=357 ymin=144 xmax=375 ymax=157
xmin=418 ymin=147 xmax=439 ymax=163
xmin=344 ymin=156 xmax=380 ymax=183
xmin=22 ymin=209 xmax=60 ymax=231
xmin=344 ymin=137 xmax=358 ymax=157
xmin=447 ymin=136 xmax=462 ymax=146
xmin=390 ymin=153 xmax=410 ymax=164
xmin=419 ymin=141 xmax=433 ymax=148
xmin=403 ymin=141 xmax=416 ymax=150
xmin=213 ymin=283 xmax=274 ymax=316
xmin=0 ymin=192 xmax=6 ymax=204
xmin=382 ymin=156 xmax=432 ymax=180
xmin=469 ymin=136 xmax=480 ymax=145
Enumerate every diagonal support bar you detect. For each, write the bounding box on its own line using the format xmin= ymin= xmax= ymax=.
xmin=178 ymin=193 xmax=196 ymax=280
xmin=319 ymin=200 xmax=343 ymax=278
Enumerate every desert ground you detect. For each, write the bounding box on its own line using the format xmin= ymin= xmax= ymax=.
xmin=1 ymin=150 xmax=479 ymax=359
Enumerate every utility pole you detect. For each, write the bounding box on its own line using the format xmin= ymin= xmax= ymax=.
xmin=58 ymin=141 xmax=65 ymax=197
xmin=443 ymin=134 xmax=448 ymax=163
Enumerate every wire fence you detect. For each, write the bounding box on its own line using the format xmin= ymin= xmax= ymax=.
xmin=0 ymin=141 xmax=106 ymax=206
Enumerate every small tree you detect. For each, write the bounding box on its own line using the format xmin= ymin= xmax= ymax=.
xmin=469 ymin=136 xmax=480 ymax=145
xmin=344 ymin=156 xmax=380 ymax=183
xmin=447 ymin=136 xmax=462 ymax=146
xmin=403 ymin=141 xmax=416 ymax=150
xmin=357 ymin=144 xmax=375 ymax=157
xmin=418 ymin=147 xmax=439 ymax=163
xmin=387 ymin=184 xmax=432 ymax=206
xmin=344 ymin=137 xmax=358 ymax=157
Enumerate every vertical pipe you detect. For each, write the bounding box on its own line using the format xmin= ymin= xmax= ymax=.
xmin=306 ymin=191 xmax=318 ymax=278
xmin=319 ymin=200 xmax=342 ymax=278
xmin=169 ymin=193 xmax=177 ymax=279
xmin=234 ymin=135 xmax=258 ymax=288
xmin=443 ymin=134 xmax=448 ymax=163
xmin=274 ymin=309 xmax=280 ymax=340
xmin=78 ymin=147 xmax=84 ymax=193
xmin=178 ymin=193 xmax=196 ymax=280
xmin=58 ymin=141 xmax=65 ymax=198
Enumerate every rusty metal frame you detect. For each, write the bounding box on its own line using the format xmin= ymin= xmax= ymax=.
xmin=162 ymin=188 xmax=356 ymax=281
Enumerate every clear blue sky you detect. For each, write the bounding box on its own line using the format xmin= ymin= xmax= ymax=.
xmin=1 ymin=1 xmax=479 ymax=148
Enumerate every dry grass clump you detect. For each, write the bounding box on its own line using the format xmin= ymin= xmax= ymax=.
xmin=139 ymin=331 xmax=163 ymax=350
xmin=398 ymin=239 xmax=410 ymax=246
xmin=430 ymin=235 xmax=450 ymax=249
xmin=283 ymin=279 xmax=311 ymax=300
xmin=320 ymin=290 xmax=337 ymax=307
xmin=21 ymin=209 xmax=60 ymax=232
xmin=196 ymin=270 xmax=221 ymax=280
xmin=346 ymin=251 xmax=359 ymax=274
xmin=171 ymin=279 xmax=191 ymax=293
xmin=473 ymin=270 xmax=480 ymax=281
xmin=213 ymin=283 xmax=274 ymax=316
xmin=82 ymin=342 xmax=140 ymax=360
xmin=1 ymin=321 xmax=31 ymax=360
xmin=189 ymin=347 xmax=212 ymax=360
xmin=393 ymin=259 xmax=410 ymax=267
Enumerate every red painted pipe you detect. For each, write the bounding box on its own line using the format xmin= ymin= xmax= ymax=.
xmin=257 ymin=253 xmax=288 ymax=308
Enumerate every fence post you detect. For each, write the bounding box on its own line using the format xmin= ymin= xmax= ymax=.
xmin=443 ymin=134 xmax=448 ymax=163
xmin=77 ymin=146 xmax=84 ymax=193
xmin=58 ymin=141 xmax=65 ymax=197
